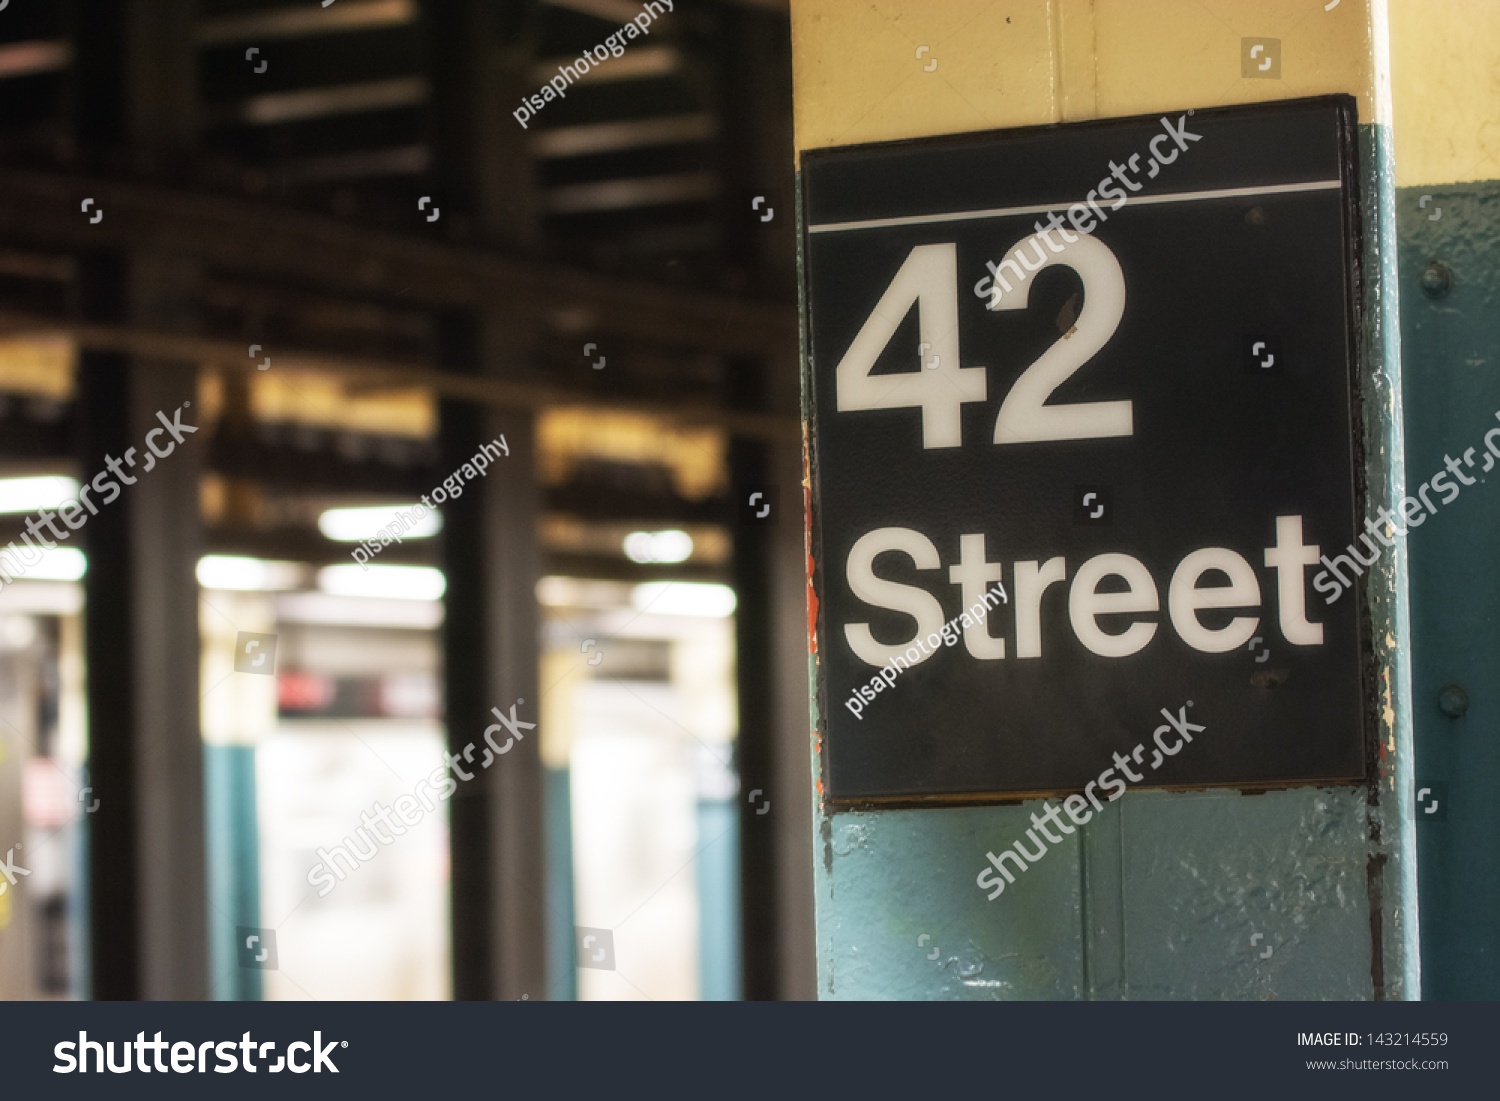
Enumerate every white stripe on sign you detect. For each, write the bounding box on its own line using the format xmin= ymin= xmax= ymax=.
xmin=806 ymin=179 xmax=1343 ymax=235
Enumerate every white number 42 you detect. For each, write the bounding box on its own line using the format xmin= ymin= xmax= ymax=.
xmin=832 ymin=236 xmax=1130 ymax=448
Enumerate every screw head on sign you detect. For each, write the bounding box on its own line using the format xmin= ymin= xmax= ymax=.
xmin=1421 ymin=261 xmax=1452 ymax=299
xmin=1438 ymin=684 xmax=1468 ymax=719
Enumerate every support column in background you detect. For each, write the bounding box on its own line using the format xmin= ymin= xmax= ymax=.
xmin=730 ymin=433 xmax=778 ymax=1001
xmin=729 ymin=341 xmax=815 ymax=1001
xmin=76 ymin=256 xmax=208 ymax=1001
xmin=72 ymin=0 xmax=208 ymax=1006
xmin=439 ymin=313 xmax=545 ymax=1001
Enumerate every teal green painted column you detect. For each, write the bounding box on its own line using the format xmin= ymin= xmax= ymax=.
xmin=544 ymin=765 xmax=577 ymax=1000
xmin=71 ymin=775 xmax=92 ymax=999
xmin=1398 ymin=179 xmax=1500 ymax=1000
xmin=696 ymin=796 xmax=742 ymax=1001
xmin=205 ymin=744 xmax=262 ymax=1001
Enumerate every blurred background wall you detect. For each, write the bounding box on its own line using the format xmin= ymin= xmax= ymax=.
xmin=0 ymin=0 xmax=814 ymax=1001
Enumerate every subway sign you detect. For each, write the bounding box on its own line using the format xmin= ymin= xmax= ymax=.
xmin=800 ymin=97 xmax=1370 ymax=805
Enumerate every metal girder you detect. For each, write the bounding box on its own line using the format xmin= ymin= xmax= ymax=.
xmin=0 ymin=311 xmax=795 ymax=438
xmin=0 ymin=170 xmax=798 ymax=362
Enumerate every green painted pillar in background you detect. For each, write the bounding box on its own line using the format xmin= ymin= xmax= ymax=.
xmin=206 ymin=744 xmax=262 ymax=1001
xmin=545 ymin=766 xmax=577 ymax=1001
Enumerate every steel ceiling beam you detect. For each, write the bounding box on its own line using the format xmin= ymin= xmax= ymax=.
xmin=0 ymin=170 xmax=797 ymax=362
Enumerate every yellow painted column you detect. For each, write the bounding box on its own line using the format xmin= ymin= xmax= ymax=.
xmin=792 ymin=0 xmax=1387 ymax=153
xmin=1389 ymin=0 xmax=1500 ymax=189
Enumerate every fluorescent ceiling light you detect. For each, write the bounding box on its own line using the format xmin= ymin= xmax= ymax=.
xmin=536 ymin=576 xmax=633 ymax=610
xmin=318 ymin=505 xmax=442 ymax=542
xmin=318 ymin=563 xmax=446 ymax=601
xmin=274 ymin=592 xmax=443 ymax=629
xmin=197 ymin=556 xmax=305 ymax=592
xmin=623 ymin=529 xmax=693 ymax=564
xmin=631 ymin=581 xmax=736 ymax=618
xmin=0 ymin=476 xmax=80 ymax=514
xmin=6 ymin=547 xmax=87 ymax=581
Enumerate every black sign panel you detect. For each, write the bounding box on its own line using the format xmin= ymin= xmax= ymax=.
xmin=802 ymin=97 xmax=1369 ymax=805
